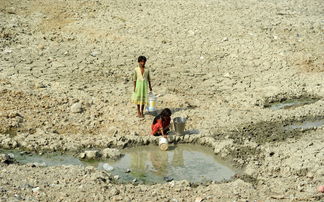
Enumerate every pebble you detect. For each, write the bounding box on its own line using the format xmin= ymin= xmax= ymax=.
xmin=83 ymin=150 xmax=99 ymax=159
xmin=79 ymin=153 xmax=86 ymax=159
xmin=0 ymin=154 xmax=10 ymax=163
xmin=7 ymin=153 xmax=15 ymax=159
xmin=164 ymin=176 xmax=174 ymax=182
xmin=90 ymin=51 xmax=101 ymax=57
xmin=222 ymin=37 xmax=228 ymax=41
xmin=110 ymin=187 xmax=120 ymax=196
xmin=34 ymin=82 xmax=46 ymax=88
xmin=195 ymin=197 xmax=203 ymax=202
xmin=3 ymin=48 xmax=12 ymax=54
xmin=71 ymin=102 xmax=83 ymax=113
xmin=32 ymin=187 xmax=40 ymax=193
xmin=101 ymin=148 xmax=122 ymax=160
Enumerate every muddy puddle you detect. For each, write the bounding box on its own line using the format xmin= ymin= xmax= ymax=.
xmin=235 ymin=116 xmax=324 ymax=145
xmin=97 ymin=144 xmax=237 ymax=184
xmin=265 ymin=97 xmax=319 ymax=110
xmin=0 ymin=150 xmax=84 ymax=167
xmin=284 ymin=118 xmax=324 ymax=130
xmin=0 ymin=144 xmax=238 ymax=184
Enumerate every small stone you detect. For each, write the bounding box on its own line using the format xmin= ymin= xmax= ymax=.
xmin=188 ymin=30 xmax=195 ymax=36
xmin=14 ymin=194 xmax=23 ymax=200
xmin=0 ymin=154 xmax=9 ymax=163
xmin=79 ymin=153 xmax=86 ymax=159
xmin=110 ymin=187 xmax=120 ymax=196
xmin=71 ymin=102 xmax=83 ymax=113
xmin=223 ymin=72 xmax=231 ymax=78
xmin=84 ymin=150 xmax=99 ymax=159
xmin=306 ymin=172 xmax=314 ymax=179
xmin=30 ymin=162 xmax=46 ymax=167
xmin=101 ymin=148 xmax=122 ymax=160
xmin=132 ymin=178 xmax=137 ymax=183
xmin=125 ymin=169 xmax=131 ymax=173
xmin=222 ymin=37 xmax=228 ymax=41
xmin=164 ymin=176 xmax=173 ymax=182
xmin=195 ymin=197 xmax=203 ymax=202
xmin=7 ymin=153 xmax=14 ymax=159
xmin=34 ymin=82 xmax=46 ymax=88
xmin=37 ymin=44 xmax=45 ymax=50
xmin=3 ymin=47 xmax=12 ymax=54
xmin=32 ymin=187 xmax=40 ymax=193
xmin=90 ymin=51 xmax=101 ymax=57
xmin=113 ymin=175 xmax=120 ymax=180
xmin=169 ymin=181 xmax=175 ymax=187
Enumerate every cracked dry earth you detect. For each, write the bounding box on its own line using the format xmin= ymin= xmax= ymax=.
xmin=0 ymin=0 xmax=324 ymax=201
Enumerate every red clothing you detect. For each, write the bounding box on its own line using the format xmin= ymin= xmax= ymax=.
xmin=151 ymin=117 xmax=171 ymax=135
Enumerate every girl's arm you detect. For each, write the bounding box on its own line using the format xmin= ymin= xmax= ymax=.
xmin=160 ymin=128 xmax=167 ymax=138
xmin=133 ymin=70 xmax=137 ymax=92
xmin=149 ymin=80 xmax=152 ymax=92
xmin=148 ymin=70 xmax=152 ymax=91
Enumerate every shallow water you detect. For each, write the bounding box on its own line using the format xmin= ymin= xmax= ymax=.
xmin=284 ymin=118 xmax=324 ymax=130
xmin=0 ymin=144 xmax=237 ymax=184
xmin=100 ymin=144 xmax=237 ymax=184
xmin=266 ymin=98 xmax=319 ymax=110
xmin=0 ymin=150 xmax=84 ymax=166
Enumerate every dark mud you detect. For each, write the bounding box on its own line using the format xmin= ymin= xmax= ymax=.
xmin=229 ymin=116 xmax=324 ymax=145
xmin=264 ymin=96 xmax=320 ymax=110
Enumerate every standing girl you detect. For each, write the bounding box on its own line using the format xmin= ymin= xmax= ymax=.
xmin=131 ymin=56 xmax=152 ymax=118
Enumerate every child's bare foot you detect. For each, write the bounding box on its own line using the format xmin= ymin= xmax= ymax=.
xmin=136 ymin=112 xmax=141 ymax=117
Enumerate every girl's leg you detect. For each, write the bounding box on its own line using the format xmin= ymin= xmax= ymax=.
xmin=137 ymin=105 xmax=141 ymax=117
xmin=140 ymin=105 xmax=145 ymax=117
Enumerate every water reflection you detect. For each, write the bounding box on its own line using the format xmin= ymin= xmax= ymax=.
xmin=149 ymin=150 xmax=168 ymax=176
xmin=171 ymin=146 xmax=184 ymax=167
xmin=109 ymin=144 xmax=236 ymax=183
xmin=128 ymin=145 xmax=183 ymax=177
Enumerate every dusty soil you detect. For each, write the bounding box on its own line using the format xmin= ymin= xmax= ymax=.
xmin=0 ymin=0 xmax=323 ymax=201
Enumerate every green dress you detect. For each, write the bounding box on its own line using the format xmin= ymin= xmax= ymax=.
xmin=131 ymin=67 xmax=150 ymax=105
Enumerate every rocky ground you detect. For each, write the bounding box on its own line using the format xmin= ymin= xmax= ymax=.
xmin=0 ymin=0 xmax=323 ymax=201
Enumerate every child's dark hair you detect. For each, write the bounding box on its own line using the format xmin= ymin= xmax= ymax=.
xmin=153 ymin=108 xmax=172 ymax=124
xmin=138 ymin=56 xmax=147 ymax=62
xmin=160 ymin=108 xmax=172 ymax=118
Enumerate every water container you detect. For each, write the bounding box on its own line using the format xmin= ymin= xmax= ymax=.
xmin=147 ymin=92 xmax=157 ymax=112
xmin=159 ymin=137 xmax=168 ymax=151
xmin=173 ymin=117 xmax=186 ymax=136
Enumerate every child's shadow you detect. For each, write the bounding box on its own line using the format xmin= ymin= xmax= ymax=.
xmin=170 ymin=106 xmax=197 ymax=113
xmin=184 ymin=129 xmax=200 ymax=135
xmin=146 ymin=106 xmax=197 ymax=117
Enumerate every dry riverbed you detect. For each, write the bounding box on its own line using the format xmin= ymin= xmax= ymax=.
xmin=1 ymin=0 xmax=324 ymax=201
